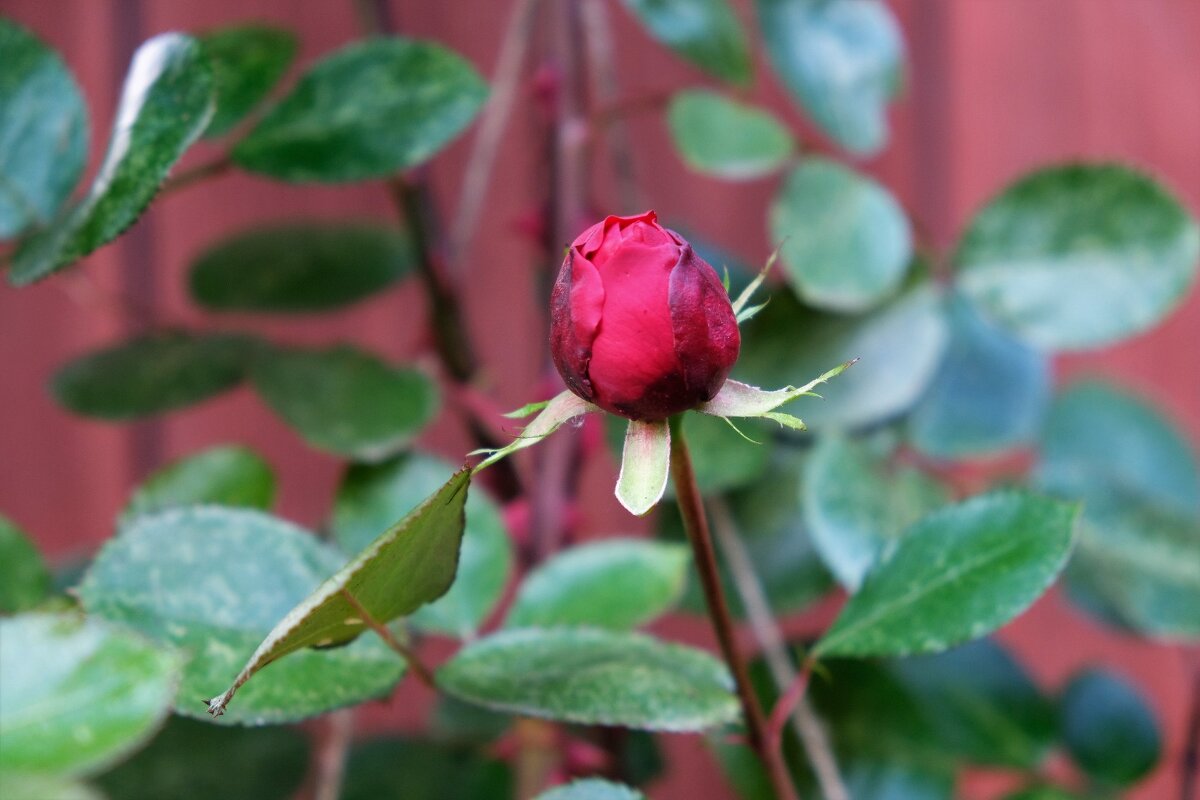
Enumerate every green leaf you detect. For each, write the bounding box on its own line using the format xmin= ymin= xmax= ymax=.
xmin=332 ymin=452 xmax=511 ymax=640
xmin=609 ymin=730 xmax=666 ymax=787
xmin=0 ymin=613 xmax=179 ymax=779
xmin=198 ymin=25 xmax=296 ymax=138
xmin=52 ymin=332 xmax=256 ymax=420
xmin=906 ymin=295 xmax=1051 ymax=459
xmin=605 ymin=412 xmax=772 ymax=496
xmin=1065 ymin=497 xmax=1200 ymax=640
xmin=0 ymin=19 xmax=88 ymax=239
xmin=536 ymin=779 xmax=645 ymax=800
xmin=755 ymin=0 xmax=904 ymax=156
xmin=205 ymin=469 xmax=470 ymax=717
xmin=815 ymin=491 xmax=1078 ymax=658
xmin=10 ymin=33 xmax=214 ymax=285
xmin=341 ymin=737 xmax=511 ymax=800
xmin=438 ymin=628 xmax=739 ymax=731
xmin=801 ymin=659 xmax=956 ymax=796
xmin=93 ymin=716 xmax=308 ymax=800
xmin=505 ymin=539 xmax=689 ymax=630
xmin=121 ymin=445 xmax=276 ymax=524
xmin=804 ymin=434 xmax=948 ymax=591
xmin=78 ymin=507 xmax=406 ymax=724
xmin=1036 ymin=381 xmax=1199 ymax=516
xmin=667 ymin=90 xmax=793 ymax=180
xmin=250 ymin=344 xmax=438 ymax=461
xmin=621 ymin=0 xmax=752 ymax=86
xmin=660 ymin=451 xmax=835 ymax=617
xmin=735 ymin=285 xmax=947 ymax=430
xmin=429 ymin=694 xmax=512 ymax=745
xmin=1036 ymin=383 xmax=1200 ymax=638
xmin=837 ymin=761 xmax=953 ymax=800
xmin=0 ymin=515 xmax=51 ymax=612
xmin=0 ymin=776 xmax=103 ymax=800
xmin=189 ymin=222 xmax=415 ymax=312
xmin=616 ymin=419 xmax=671 ymax=516
xmin=770 ymin=158 xmax=912 ymax=311
xmin=1059 ymin=669 xmax=1160 ymax=787
xmin=890 ymin=639 xmax=1056 ymax=769
xmin=708 ymin=735 xmax=776 ymax=800
xmin=234 ymin=38 xmax=486 ymax=182
xmin=956 ymin=163 xmax=1200 ymax=350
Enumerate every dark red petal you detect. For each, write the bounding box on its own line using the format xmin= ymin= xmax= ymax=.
xmin=550 ymin=250 xmax=605 ymax=401
xmin=668 ymin=244 xmax=741 ymax=402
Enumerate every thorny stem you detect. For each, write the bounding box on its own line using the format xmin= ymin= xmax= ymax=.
xmin=528 ymin=0 xmax=589 ymax=563
xmin=669 ymin=423 xmax=799 ymax=800
xmin=358 ymin=0 xmax=523 ymax=501
xmin=709 ymin=498 xmax=851 ymax=800
xmin=312 ymin=708 xmax=354 ymax=800
xmin=386 ymin=177 xmax=477 ymax=381
xmin=580 ymin=0 xmax=640 ymax=213
xmin=448 ymin=0 xmax=542 ymax=267
xmin=338 ymin=589 xmax=436 ymax=690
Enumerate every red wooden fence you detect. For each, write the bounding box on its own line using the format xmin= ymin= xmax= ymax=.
xmin=1 ymin=1 xmax=1196 ymax=798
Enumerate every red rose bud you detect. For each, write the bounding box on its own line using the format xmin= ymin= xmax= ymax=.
xmin=550 ymin=211 xmax=740 ymax=421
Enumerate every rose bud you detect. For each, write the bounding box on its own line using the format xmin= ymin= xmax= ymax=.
xmin=550 ymin=211 xmax=740 ymax=421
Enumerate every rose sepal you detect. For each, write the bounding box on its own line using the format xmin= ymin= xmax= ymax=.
xmin=615 ymin=419 xmax=672 ymax=516
xmin=470 ymin=390 xmax=598 ymax=473
xmin=696 ymin=360 xmax=857 ymax=431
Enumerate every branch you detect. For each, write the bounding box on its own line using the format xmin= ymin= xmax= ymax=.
xmin=385 ymin=177 xmax=477 ymax=381
xmin=448 ymin=0 xmax=542 ymax=267
xmin=312 ymin=708 xmax=354 ymax=800
xmin=709 ymin=497 xmax=850 ymax=800
xmin=357 ymin=0 xmax=523 ymax=501
xmin=580 ymin=0 xmax=639 ymax=212
xmin=670 ymin=425 xmax=799 ymax=800
xmin=526 ymin=0 xmax=591 ymax=562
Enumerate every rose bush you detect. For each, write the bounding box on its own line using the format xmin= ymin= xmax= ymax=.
xmin=1 ymin=6 xmax=1196 ymax=800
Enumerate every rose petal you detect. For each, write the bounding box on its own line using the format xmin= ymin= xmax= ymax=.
xmin=585 ymin=237 xmax=680 ymax=417
xmin=669 ymin=244 xmax=740 ymax=402
xmin=550 ymin=250 xmax=605 ymax=400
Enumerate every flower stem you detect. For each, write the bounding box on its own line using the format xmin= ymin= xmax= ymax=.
xmin=709 ymin=497 xmax=850 ymax=800
xmin=668 ymin=419 xmax=799 ymax=800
